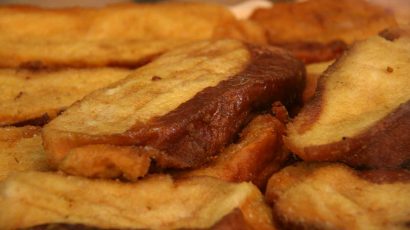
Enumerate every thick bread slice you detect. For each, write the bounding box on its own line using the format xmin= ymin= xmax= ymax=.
xmin=179 ymin=114 xmax=288 ymax=189
xmin=265 ymin=163 xmax=410 ymax=230
xmin=0 ymin=68 xmax=132 ymax=126
xmin=0 ymin=172 xmax=274 ymax=230
xmin=0 ymin=126 xmax=48 ymax=181
xmin=43 ymin=39 xmax=305 ymax=176
xmin=0 ymin=3 xmax=266 ymax=68
xmin=285 ymin=31 xmax=410 ymax=168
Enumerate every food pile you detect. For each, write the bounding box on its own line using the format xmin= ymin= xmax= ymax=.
xmin=0 ymin=0 xmax=408 ymax=229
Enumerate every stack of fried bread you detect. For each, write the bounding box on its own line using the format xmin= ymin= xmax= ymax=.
xmin=0 ymin=1 xmax=409 ymax=229
xmin=272 ymin=28 xmax=410 ymax=229
xmin=0 ymin=3 xmax=304 ymax=228
xmin=0 ymin=2 xmax=267 ymax=127
xmin=42 ymin=39 xmax=304 ymax=179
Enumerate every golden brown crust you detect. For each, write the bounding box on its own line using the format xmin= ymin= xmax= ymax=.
xmin=0 ymin=3 xmax=266 ymax=68
xmin=250 ymin=0 xmax=397 ymax=44
xmin=270 ymin=40 xmax=347 ymax=64
xmin=250 ymin=0 xmax=397 ymax=63
xmin=0 ymin=3 xmax=250 ymax=41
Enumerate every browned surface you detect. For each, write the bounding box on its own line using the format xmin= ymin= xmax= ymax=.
xmin=178 ymin=114 xmax=288 ymax=189
xmin=266 ymin=163 xmax=410 ymax=230
xmin=360 ymin=169 xmax=410 ymax=184
xmin=43 ymin=41 xmax=305 ymax=179
xmin=274 ymin=40 xmax=347 ymax=64
xmin=250 ymin=0 xmax=397 ymax=63
xmin=251 ymin=0 xmax=397 ymax=44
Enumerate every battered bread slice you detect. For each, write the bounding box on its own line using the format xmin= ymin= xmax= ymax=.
xmin=0 ymin=68 xmax=132 ymax=126
xmin=0 ymin=126 xmax=49 ymax=181
xmin=180 ymin=113 xmax=288 ymax=189
xmin=250 ymin=0 xmax=397 ymax=63
xmin=266 ymin=163 xmax=410 ymax=230
xmin=0 ymin=3 xmax=266 ymax=68
xmin=0 ymin=172 xmax=274 ymax=230
xmin=43 ymin=39 xmax=305 ymax=179
xmin=285 ymin=30 xmax=410 ymax=169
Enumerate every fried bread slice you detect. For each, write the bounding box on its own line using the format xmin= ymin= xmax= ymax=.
xmin=0 ymin=67 xmax=132 ymax=126
xmin=265 ymin=163 xmax=410 ymax=230
xmin=285 ymin=30 xmax=410 ymax=169
xmin=250 ymin=0 xmax=397 ymax=63
xmin=0 ymin=172 xmax=274 ymax=230
xmin=251 ymin=0 xmax=397 ymax=44
xmin=0 ymin=126 xmax=48 ymax=181
xmin=0 ymin=3 xmax=257 ymax=42
xmin=42 ymin=39 xmax=305 ymax=179
xmin=179 ymin=113 xmax=288 ymax=189
xmin=0 ymin=3 xmax=266 ymax=68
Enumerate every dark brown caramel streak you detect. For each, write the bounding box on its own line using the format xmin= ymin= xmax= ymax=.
xmin=114 ymin=45 xmax=305 ymax=168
